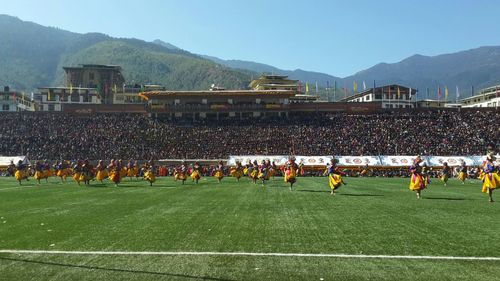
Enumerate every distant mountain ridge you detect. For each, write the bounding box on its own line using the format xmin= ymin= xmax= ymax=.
xmin=0 ymin=14 xmax=251 ymax=91
xmin=2 ymin=14 xmax=500 ymax=99
xmin=343 ymin=46 xmax=500 ymax=98
xmin=203 ymin=47 xmax=500 ymax=99
xmin=201 ymin=55 xmax=342 ymax=85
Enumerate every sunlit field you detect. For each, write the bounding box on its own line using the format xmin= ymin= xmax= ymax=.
xmin=0 ymin=176 xmax=499 ymax=281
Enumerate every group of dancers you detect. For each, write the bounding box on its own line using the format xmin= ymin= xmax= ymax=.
xmin=11 ymin=159 xmax=157 ymax=187
xmin=409 ymin=144 xmax=500 ymax=202
xmin=8 ymin=157 xmax=310 ymax=190
xmin=7 ymin=145 xmax=499 ymax=202
xmin=172 ymin=158 xmax=302 ymax=190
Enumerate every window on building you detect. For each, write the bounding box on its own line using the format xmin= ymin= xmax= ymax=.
xmin=375 ymin=94 xmax=382 ymax=100
xmin=2 ymin=104 xmax=10 ymax=111
xmin=89 ymin=72 xmax=95 ymax=80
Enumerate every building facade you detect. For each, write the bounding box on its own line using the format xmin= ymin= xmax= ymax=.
xmin=0 ymin=86 xmax=19 ymax=112
xmin=37 ymin=87 xmax=100 ymax=111
xmin=461 ymin=85 xmax=500 ymax=108
xmin=341 ymin=85 xmax=417 ymax=109
xmin=113 ymin=85 xmax=165 ymax=104
xmin=248 ymin=75 xmax=299 ymax=91
xmin=139 ymin=89 xmax=296 ymax=119
xmin=63 ymin=64 xmax=126 ymax=105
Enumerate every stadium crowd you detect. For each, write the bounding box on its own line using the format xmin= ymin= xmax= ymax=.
xmin=0 ymin=110 xmax=498 ymax=160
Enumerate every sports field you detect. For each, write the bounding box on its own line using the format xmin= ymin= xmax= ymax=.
xmin=0 ymin=176 xmax=499 ymax=280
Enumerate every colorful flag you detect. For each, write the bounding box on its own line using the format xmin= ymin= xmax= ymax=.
xmin=397 ymin=87 xmax=401 ymax=99
xmin=409 ymin=87 xmax=412 ymax=99
xmin=114 ymin=84 xmax=117 ymax=94
xmin=315 ymin=81 xmax=318 ymax=95
xmin=456 ymin=86 xmax=459 ymax=100
xmin=333 ymin=81 xmax=337 ymax=101
xmin=438 ymin=86 xmax=442 ymax=100
xmin=97 ymin=83 xmax=101 ymax=99
xmin=353 ymin=81 xmax=358 ymax=93
xmin=305 ymin=82 xmax=309 ymax=94
xmin=69 ymin=83 xmax=73 ymax=94
xmin=363 ymin=81 xmax=366 ymax=91
xmin=445 ymin=86 xmax=449 ymax=100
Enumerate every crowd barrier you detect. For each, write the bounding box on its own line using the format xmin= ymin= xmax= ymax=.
xmin=228 ymin=155 xmax=500 ymax=167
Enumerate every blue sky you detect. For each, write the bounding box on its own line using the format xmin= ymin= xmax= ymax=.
xmin=3 ymin=0 xmax=500 ymax=77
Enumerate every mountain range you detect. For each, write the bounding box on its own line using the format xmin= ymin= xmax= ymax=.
xmin=0 ymin=15 xmax=250 ymax=91
xmin=2 ymin=14 xmax=500 ymax=99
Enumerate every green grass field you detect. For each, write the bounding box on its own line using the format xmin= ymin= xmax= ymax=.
xmin=0 ymin=175 xmax=499 ymax=281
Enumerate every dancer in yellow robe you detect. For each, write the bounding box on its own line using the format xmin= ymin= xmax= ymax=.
xmin=144 ymin=160 xmax=156 ymax=186
xmin=214 ymin=161 xmax=225 ymax=183
xmin=324 ymin=159 xmax=346 ymax=195
xmin=284 ymin=157 xmax=299 ymax=191
xmin=191 ymin=162 xmax=202 ymax=184
xmin=409 ymin=156 xmax=426 ymax=199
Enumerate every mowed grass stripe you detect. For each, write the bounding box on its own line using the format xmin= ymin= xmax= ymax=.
xmin=0 ymin=177 xmax=498 ymax=256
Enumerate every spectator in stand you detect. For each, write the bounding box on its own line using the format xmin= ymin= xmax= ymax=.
xmin=0 ymin=111 xmax=498 ymax=160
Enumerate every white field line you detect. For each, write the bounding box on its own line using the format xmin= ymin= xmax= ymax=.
xmin=0 ymin=250 xmax=499 ymax=261
xmin=0 ymin=186 xmax=21 ymax=191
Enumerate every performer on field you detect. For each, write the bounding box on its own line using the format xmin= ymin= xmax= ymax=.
xmin=440 ymin=162 xmax=451 ymax=186
xmin=126 ymin=160 xmax=136 ymax=181
xmin=458 ymin=161 xmax=467 ymax=184
xmin=284 ymin=157 xmax=299 ymax=191
xmin=7 ymin=160 xmax=16 ymax=177
xmin=250 ymin=160 xmax=259 ymax=184
xmin=134 ymin=161 xmax=140 ymax=180
xmin=270 ymin=160 xmax=278 ymax=180
xmin=421 ymin=163 xmax=431 ymax=187
xmin=230 ymin=160 xmax=243 ymax=182
xmin=243 ymin=160 xmax=251 ymax=177
xmin=191 ymin=161 xmax=202 ymax=184
xmin=33 ymin=161 xmax=44 ymax=185
xmin=108 ymin=159 xmax=121 ymax=187
xmin=214 ymin=161 xmax=225 ymax=184
xmin=118 ymin=160 xmax=127 ymax=180
xmin=56 ymin=161 xmax=69 ymax=183
xmin=258 ymin=160 xmax=270 ymax=186
xmin=73 ymin=160 xmax=83 ymax=186
xmin=481 ymin=144 xmax=499 ymax=202
xmin=144 ymin=160 xmax=156 ymax=186
xmin=95 ymin=160 xmax=108 ymax=183
xmin=81 ymin=159 xmax=93 ymax=186
xmin=14 ymin=160 xmax=29 ymax=185
xmin=360 ymin=164 xmax=370 ymax=177
xmin=409 ymin=156 xmax=427 ymax=199
xmin=174 ymin=161 xmax=187 ymax=184
xmin=41 ymin=160 xmax=51 ymax=182
xmin=324 ymin=158 xmax=346 ymax=195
